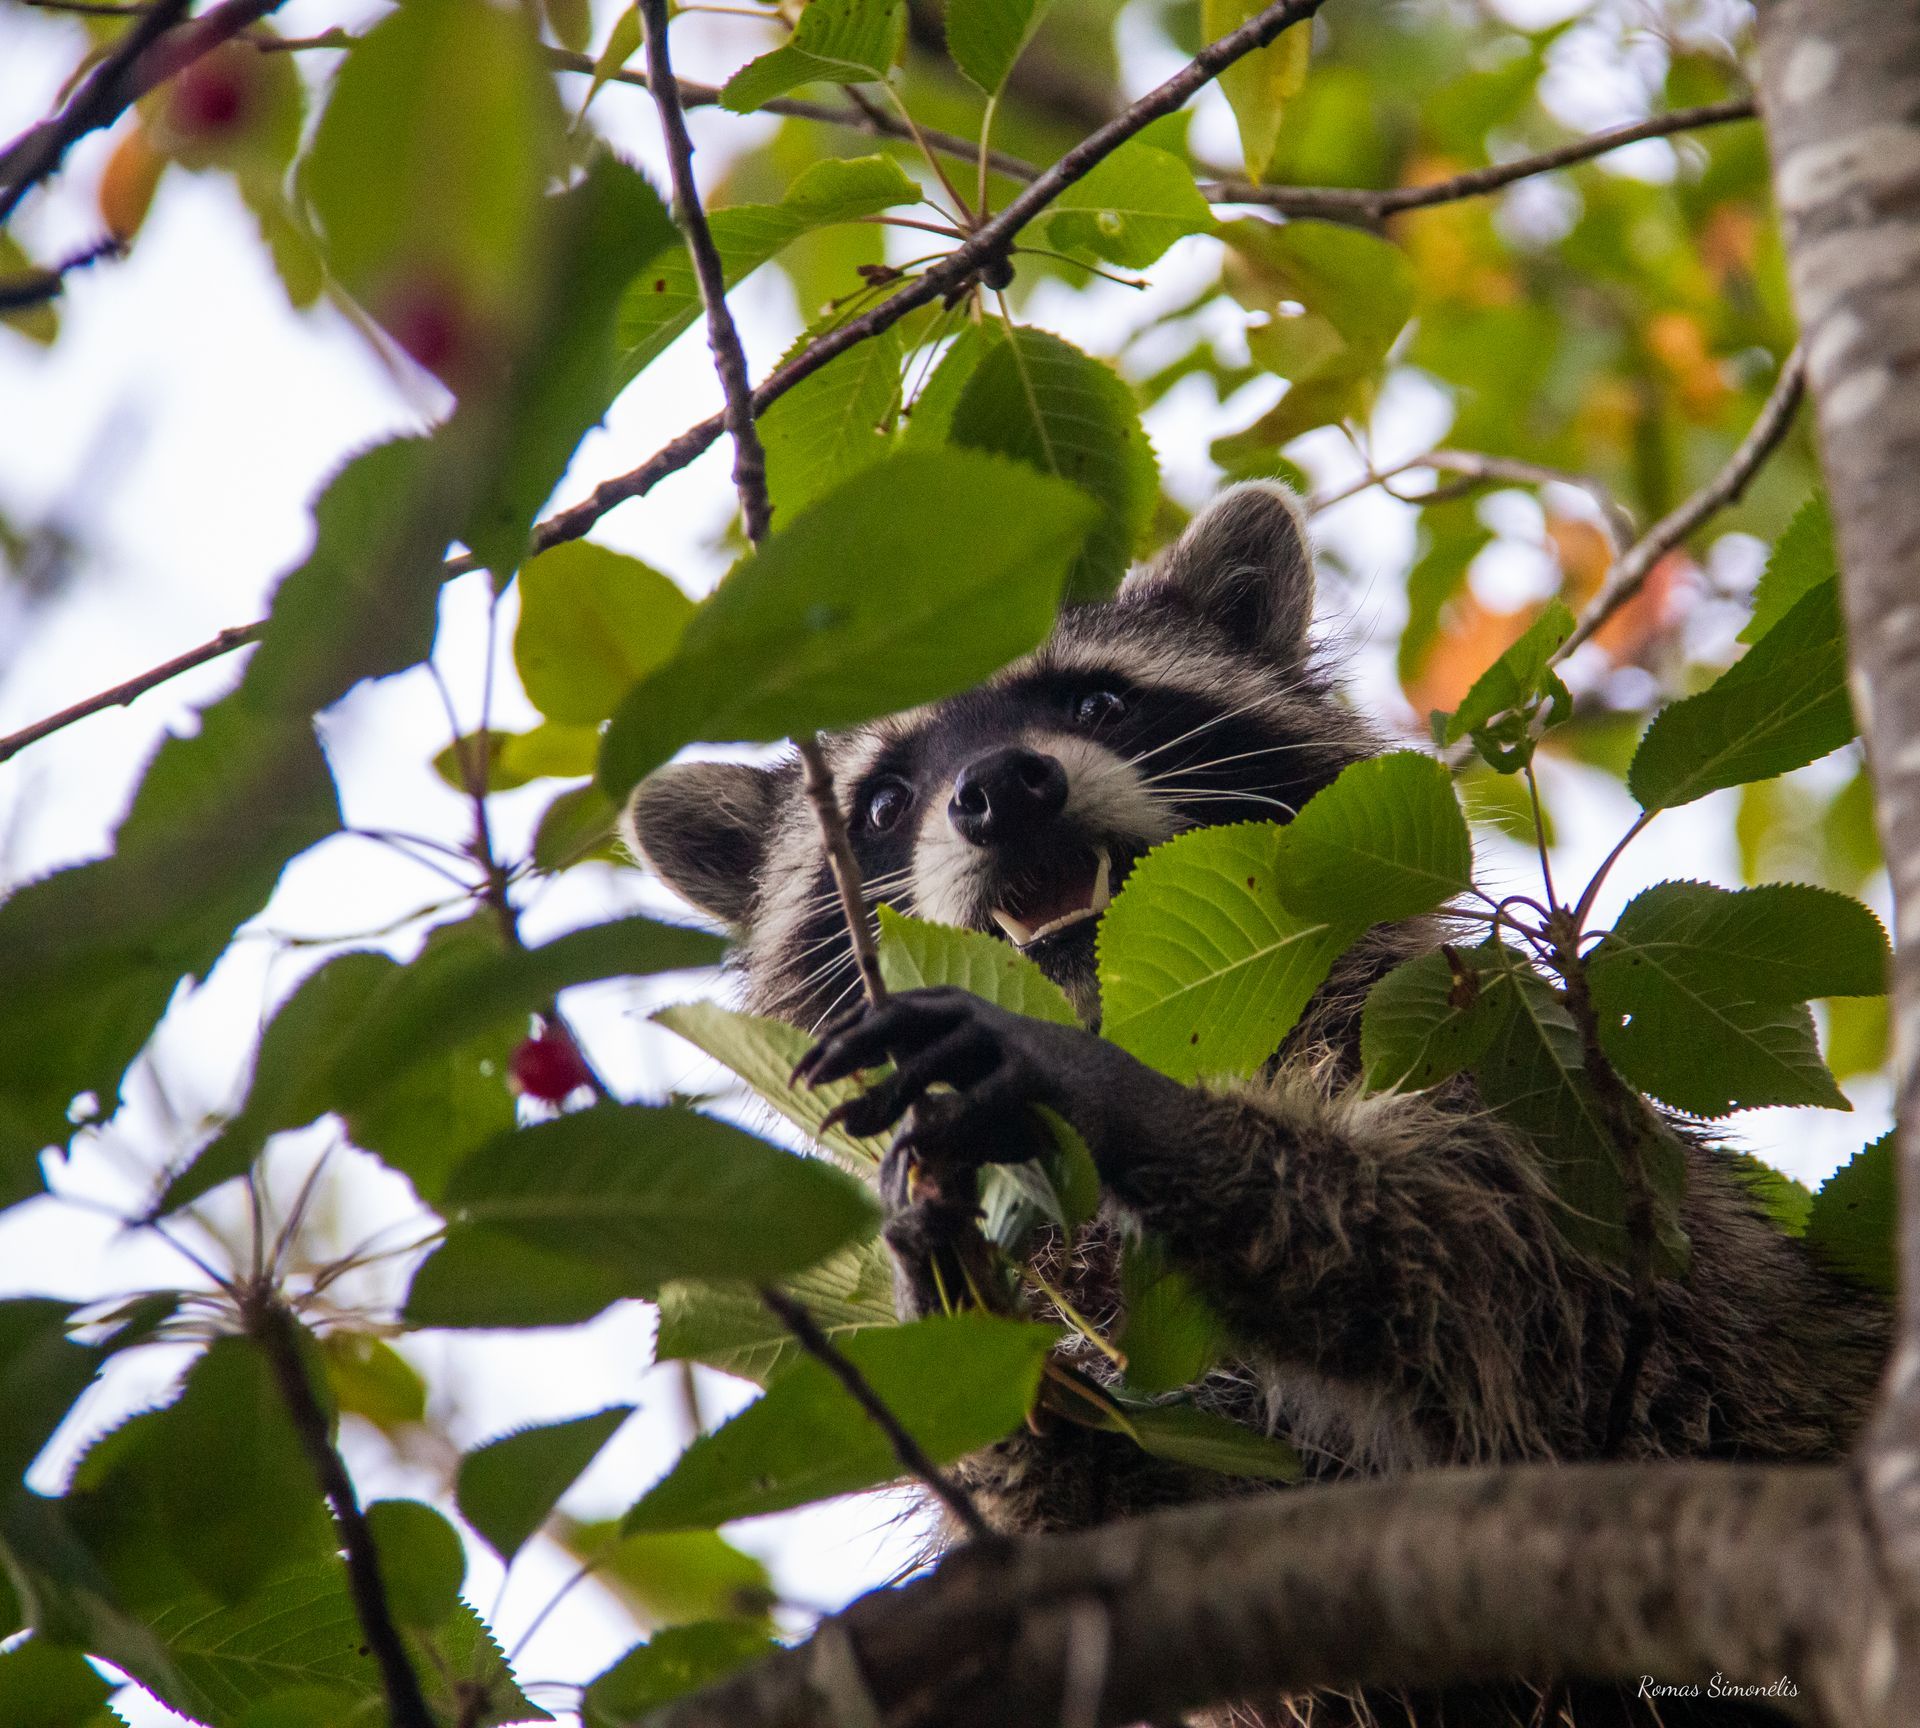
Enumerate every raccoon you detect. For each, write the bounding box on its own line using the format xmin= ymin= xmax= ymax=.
xmin=625 ymin=483 xmax=1887 ymax=1727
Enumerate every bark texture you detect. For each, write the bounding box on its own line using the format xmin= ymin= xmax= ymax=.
xmin=1757 ymin=4 xmax=1920 ymax=1710
xmin=643 ymin=1466 xmax=1874 ymax=1728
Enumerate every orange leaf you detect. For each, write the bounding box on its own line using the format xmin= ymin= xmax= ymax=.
xmin=1404 ymin=592 xmax=1537 ymax=719
xmin=98 ymin=123 xmax=165 ymax=240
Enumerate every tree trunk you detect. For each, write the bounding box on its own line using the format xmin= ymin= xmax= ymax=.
xmin=1757 ymin=3 xmax=1920 ymax=1712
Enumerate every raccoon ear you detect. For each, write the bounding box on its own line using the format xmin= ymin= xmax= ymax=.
xmin=622 ymin=760 xmax=785 ymax=929
xmin=1131 ymin=480 xmax=1315 ymax=660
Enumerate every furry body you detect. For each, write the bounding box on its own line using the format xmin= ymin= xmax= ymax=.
xmin=627 ymin=485 xmax=1886 ymax=1726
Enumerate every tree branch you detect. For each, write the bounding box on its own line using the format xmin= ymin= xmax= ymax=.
xmin=759 ymin=1284 xmax=992 ymax=1541
xmin=1555 ymin=346 xmax=1805 ymax=664
xmin=0 ymin=620 xmax=266 ymax=765
xmin=1203 ymin=98 xmax=1757 ymax=219
xmin=639 ymin=0 xmax=771 ymax=544
xmin=0 ymin=235 xmax=123 ymax=312
xmin=642 ymin=1462 xmax=1873 ymax=1728
xmin=1309 ymin=448 xmax=1636 ymax=555
xmin=252 ymin=1302 xmax=434 ymax=1728
xmin=0 ymin=0 xmax=288 ymax=227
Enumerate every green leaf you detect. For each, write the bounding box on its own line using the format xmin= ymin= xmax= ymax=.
xmin=403 ymin=1227 xmax=629 ymax=1331
xmin=138 ymin=1338 xmax=334 ymax=1607
xmin=0 ymin=1640 xmax=113 ymax=1728
xmin=1203 ymin=0 xmax=1310 ymax=180
xmin=625 ymin=1312 xmax=1055 ymax=1529
xmin=1807 ymin=1133 xmax=1894 ymax=1294
xmin=1273 ymin=751 xmax=1474 ymax=925
xmin=1117 ymin=1238 xmax=1225 ymax=1395
xmin=515 ymin=540 xmax=695 ymax=725
xmin=1741 ymin=493 xmax=1835 ymax=645
xmin=1587 ymin=882 xmax=1886 ymax=1116
xmin=138 ymin=1556 xmax=546 ymax=1726
xmin=165 ymin=913 xmax=722 ymax=1211
xmin=653 ymin=1000 xmax=891 ymax=1168
xmin=1 ymin=234 xmax=59 ymax=343
xmin=616 ymin=156 xmax=920 ymax=387
xmin=432 ymin=722 xmax=602 ymax=791
xmin=1118 ymin=1402 xmax=1301 ymax=1483
xmin=0 ymin=1301 xmax=101 ymax=1490
xmin=1435 ymin=599 xmax=1575 ymax=770
xmin=1730 ymin=1153 xmax=1813 ymax=1238
xmin=720 ymin=0 xmax=906 ymax=111
xmin=365 ymin=1500 xmax=465 ymax=1628
xmin=533 ymin=782 xmax=622 ymax=873
xmin=1037 ymin=141 xmax=1214 ymax=269
xmin=1399 ymin=497 xmax=1493 ymax=687
xmin=1475 ymin=957 xmax=1687 ymax=1269
xmin=432 ymin=1104 xmax=880 ymax=1293
xmin=876 ymin=906 xmax=1078 ymax=1024
xmin=946 ymin=0 xmax=1054 ymax=92
xmin=900 ymin=322 xmax=998 ymax=447
xmin=655 ymin=1236 xmax=899 ymax=1386
xmin=1098 ymin=822 xmax=1347 ymax=1083
xmin=1226 ymin=218 xmax=1414 ymax=369
xmin=0 ymin=426 xmax=498 ymax=1187
xmin=1629 ymin=581 xmax=1856 ymax=812
xmin=457 ymin=1407 xmax=633 ymax=1563
xmin=554 ymin=1520 xmax=774 ymax=1629
xmin=760 ymin=322 xmax=903 ymax=523
xmin=320 ymin=1334 xmax=427 ymax=1432
xmin=1360 ymin=943 xmax=1502 ymax=1092
xmin=464 ymin=159 xmax=679 ymax=573
xmin=0 ymin=1492 xmax=181 ymax=1697
xmin=1592 ymin=881 xmax=1888 ymax=1003
xmin=599 ymin=449 xmax=1097 ymax=798
xmin=583 ymin=1623 xmax=775 ymax=1724
xmin=303 ymin=0 xmax=560 ymax=352
xmin=945 ymin=327 xmax=1157 ymax=602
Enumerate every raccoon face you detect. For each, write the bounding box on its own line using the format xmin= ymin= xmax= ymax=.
xmin=625 ymin=483 xmax=1379 ymax=1027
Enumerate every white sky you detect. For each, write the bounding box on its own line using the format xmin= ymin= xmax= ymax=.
xmin=0 ymin=0 xmax=1879 ymax=1722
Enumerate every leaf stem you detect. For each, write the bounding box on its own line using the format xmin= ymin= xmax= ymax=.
xmin=640 ymin=0 xmax=773 ymax=544
xmin=252 ymin=1301 xmax=435 ymax=1728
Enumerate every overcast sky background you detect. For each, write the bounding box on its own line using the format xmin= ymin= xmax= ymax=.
xmin=0 ymin=0 xmax=1876 ymax=1721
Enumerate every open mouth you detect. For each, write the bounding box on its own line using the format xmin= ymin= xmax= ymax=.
xmin=988 ymin=847 xmax=1112 ymax=949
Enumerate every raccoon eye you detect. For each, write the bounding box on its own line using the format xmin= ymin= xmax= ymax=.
xmin=1074 ymin=689 xmax=1127 ymax=727
xmin=862 ymin=777 xmax=913 ymax=834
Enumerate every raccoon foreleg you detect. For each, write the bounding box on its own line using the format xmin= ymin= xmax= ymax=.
xmin=800 ymin=987 xmax=1579 ymax=1460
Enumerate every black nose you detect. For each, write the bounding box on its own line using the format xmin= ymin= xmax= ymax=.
xmin=948 ymin=746 xmax=1069 ymax=846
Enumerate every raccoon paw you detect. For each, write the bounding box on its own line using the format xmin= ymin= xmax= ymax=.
xmin=794 ymin=987 xmax=1065 ymax=1160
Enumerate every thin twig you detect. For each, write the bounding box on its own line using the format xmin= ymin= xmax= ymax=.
xmin=0 ymin=620 xmax=265 ymax=764
xmin=252 ymin=1301 xmax=434 ymax=1728
xmin=1204 ymin=98 xmax=1757 ymax=218
xmin=1310 ymin=447 xmax=1637 ymax=554
xmin=759 ymin=1284 xmax=992 ymax=1540
xmin=0 ymin=235 xmax=124 ymax=311
xmin=0 ymin=0 xmax=288 ymax=227
xmin=1555 ymin=346 xmax=1805 ymax=663
xmin=640 ymin=0 xmax=772 ymax=542
xmin=795 ymin=736 xmax=888 ymax=1009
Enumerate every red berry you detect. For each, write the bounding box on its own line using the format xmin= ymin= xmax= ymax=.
xmin=512 ymin=1031 xmax=592 ymax=1103
xmin=377 ymin=274 xmax=469 ymax=383
xmin=170 ymin=55 xmax=250 ymax=137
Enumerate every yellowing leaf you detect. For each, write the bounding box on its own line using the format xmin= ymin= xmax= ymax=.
xmin=1203 ymin=1 xmax=1310 ymax=182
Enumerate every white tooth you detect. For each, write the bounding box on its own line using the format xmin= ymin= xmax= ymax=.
xmin=1091 ymin=849 xmax=1112 ymax=912
xmin=991 ymin=909 xmax=1035 ymax=945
